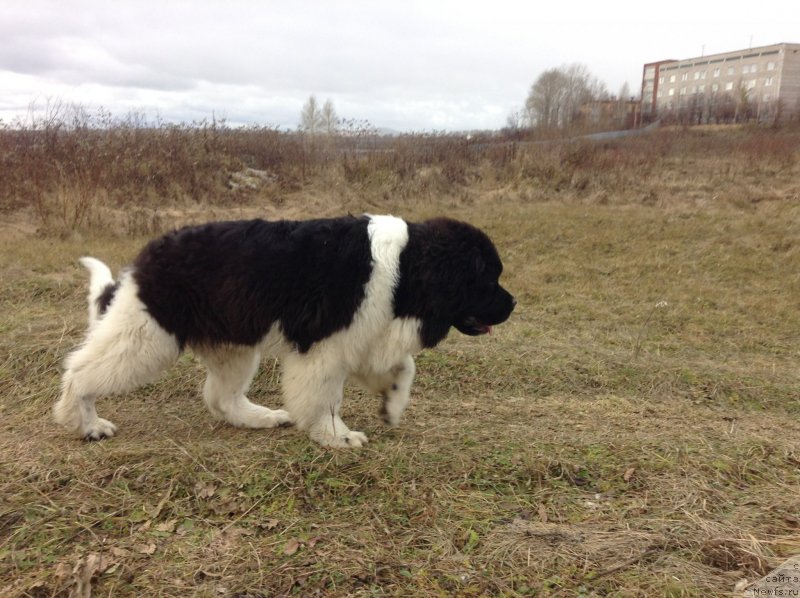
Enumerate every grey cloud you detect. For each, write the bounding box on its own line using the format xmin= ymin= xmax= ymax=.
xmin=3 ymin=0 xmax=799 ymax=131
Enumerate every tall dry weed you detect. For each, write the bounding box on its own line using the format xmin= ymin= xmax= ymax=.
xmin=2 ymin=106 xmax=799 ymax=234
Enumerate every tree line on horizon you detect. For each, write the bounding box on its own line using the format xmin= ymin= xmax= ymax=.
xmin=300 ymin=63 xmax=634 ymax=136
xmin=508 ymin=63 xmax=634 ymax=131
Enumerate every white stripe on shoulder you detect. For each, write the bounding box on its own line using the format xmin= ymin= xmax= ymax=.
xmin=364 ymin=215 xmax=408 ymax=316
xmin=366 ymin=214 xmax=409 ymax=260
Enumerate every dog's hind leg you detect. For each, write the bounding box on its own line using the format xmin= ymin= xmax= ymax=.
xmin=195 ymin=345 xmax=291 ymax=429
xmin=54 ymin=278 xmax=180 ymax=440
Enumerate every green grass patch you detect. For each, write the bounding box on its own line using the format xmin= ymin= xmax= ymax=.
xmin=2 ymin=128 xmax=800 ymax=596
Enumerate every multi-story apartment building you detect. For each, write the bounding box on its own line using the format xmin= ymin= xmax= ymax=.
xmin=641 ymin=42 xmax=800 ymax=122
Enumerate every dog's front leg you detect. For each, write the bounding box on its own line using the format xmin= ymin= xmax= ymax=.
xmin=281 ymin=353 xmax=368 ymax=448
xmin=352 ymin=354 xmax=416 ymax=427
xmin=380 ymin=355 xmax=416 ymax=427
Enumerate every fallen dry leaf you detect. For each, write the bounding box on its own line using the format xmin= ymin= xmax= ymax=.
xmin=155 ymin=519 xmax=177 ymax=533
xmin=194 ymin=481 xmax=217 ymax=499
xmin=210 ymin=525 xmax=252 ymax=553
xmin=283 ymin=538 xmax=301 ymax=556
xmin=54 ymin=553 xmax=115 ymax=598
xmin=110 ymin=547 xmax=131 ymax=558
xmin=75 ymin=553 xmax=105 ymax=598
xmin=134 ymin=542 xmax=157 ymax=555
xmin=623 ymin=467 xmax=636 ymax=482
xmin=54 ymin=561 xmax=72 ymax=580
xmin=259 ymin=518 xmax=279 ymax=530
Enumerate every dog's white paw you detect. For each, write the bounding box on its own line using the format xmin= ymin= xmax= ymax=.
xmin=83 ymin=418 xmax=117 ymax=441
xmin=250 ymin=408 xmax=292 ymax=428
xmin=338 ymin=430 xmax=369 ymax=448
xmin=314 ymin=430 xmax=369 ymax=448
xmin=222 ymin=404 xmax=293 ymax=429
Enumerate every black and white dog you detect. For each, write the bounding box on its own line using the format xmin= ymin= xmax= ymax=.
xmin=54 ymin=215 xmax=515 ymax=447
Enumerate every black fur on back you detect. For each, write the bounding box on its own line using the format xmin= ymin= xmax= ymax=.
xmin=132 ymin=216 xmax=373 ymax=352
xmin=394 ymin=218 xmax=514 ymax=347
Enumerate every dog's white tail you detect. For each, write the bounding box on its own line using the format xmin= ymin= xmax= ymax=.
xmin=79 ymin=257 xmax=115 ymax=326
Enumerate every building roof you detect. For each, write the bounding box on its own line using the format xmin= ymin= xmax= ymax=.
xmin=650 ymin=42 xmax=800 ymax=68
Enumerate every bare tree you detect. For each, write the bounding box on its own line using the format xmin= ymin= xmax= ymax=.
xmin=735 ymin=83 xmax=752 ymax=122
xmin=300 ymin=95 xmax=325 ymax=134
xmin=616 ymin=82 xmax=632 ymax=125
xmin=524 ymin=64 xmax=608 ymax=129
xmin=525 ymin=68 xmax=567 ymax=127
xmin=505 ymin=109 xmax=525 ymax=131
xmin=320 ymin=99 xmax=339 ymax=135
xmin=618 ymin=82 xmax=631 ymax=102
xmin=561 ymin=63 xmax=603 ymax=124
xmin=301 ymin=96 xmax=341 ymax=135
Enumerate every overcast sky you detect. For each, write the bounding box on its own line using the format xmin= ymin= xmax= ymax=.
xmin=2 ymin=1 xmax=798 ymax=131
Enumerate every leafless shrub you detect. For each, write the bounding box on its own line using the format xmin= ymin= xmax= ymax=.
xmin=1 ymin=105 xmax=799 ymax=234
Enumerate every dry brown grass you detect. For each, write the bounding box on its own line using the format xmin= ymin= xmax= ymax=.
xmin=1 ymin=125 xmax=799 ymax=597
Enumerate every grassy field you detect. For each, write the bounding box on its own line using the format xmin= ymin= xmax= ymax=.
xmin=1 ymin=126 xmax=799 ymax=597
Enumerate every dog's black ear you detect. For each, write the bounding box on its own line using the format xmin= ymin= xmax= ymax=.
xmin=393 ymin=221 xmax=475 ymax=349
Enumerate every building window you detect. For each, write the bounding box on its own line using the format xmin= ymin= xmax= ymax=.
xmin=747 ymin=79 xmax=756 ymax=89
xmin=669 ymin=74 xmax=676 ymax=83
xmin=680 ymin=87 xmax=686 ymax=95
xmin=725 ymin=81 xmax=734 ymax=91
xmin=767 ymin=61 xmax=775 ymax=71
xmin=698 ymin=85 xmax=705 ymax=93
xmin=765 ymin=76 xmax=774 ymax=86
xmin=711 ymin=83 xmax=719 ymax=92
xmin=713 ymin=67 xmax=721 ymax=77
xmin=742 ymin=65 xmax=750 ymax=74
xmin=659 ymin=76 xmax=664 ymax=84
xmin=751 ymin=64 xmax=757 ymax=73
xmin=727 ymin=66 xmax=735 ymax=75
xmin=668 ymin=88 xmax=675 ymax=96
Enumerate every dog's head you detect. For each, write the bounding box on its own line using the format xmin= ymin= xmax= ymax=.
xmin=452 ymin=273 xmax=516 ymax=337
xmin=440 ymin=220 xmax=516 ymax=337
xmin=396 ymin=218 xmax=515 ymax=346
